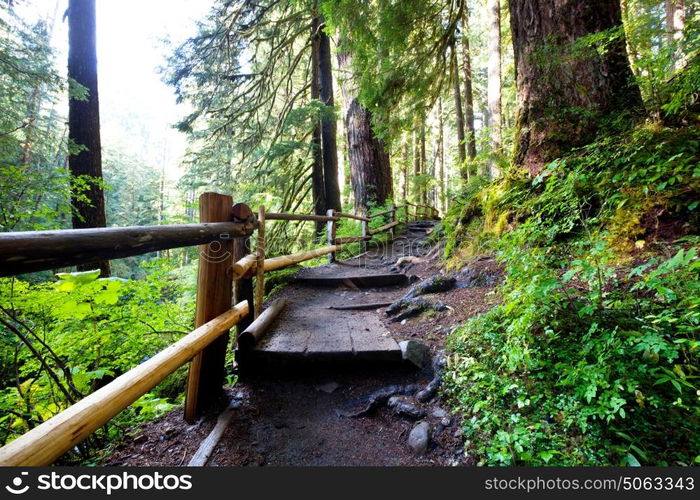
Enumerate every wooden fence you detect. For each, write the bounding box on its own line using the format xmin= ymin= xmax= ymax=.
xmin=0 ymin=193 xmax=437 ymax=465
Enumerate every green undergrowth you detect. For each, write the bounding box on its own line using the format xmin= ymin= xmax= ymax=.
xmin=442 ymin=123 xmax=700 ymax=466
xmin=0 ymin=261 xmax=197 ymax=462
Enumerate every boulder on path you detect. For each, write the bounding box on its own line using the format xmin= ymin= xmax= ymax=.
xmin=408 ymin=421 xmax=430 ymax=456
xmin=399 ymin=340 xmax=431 ymax=369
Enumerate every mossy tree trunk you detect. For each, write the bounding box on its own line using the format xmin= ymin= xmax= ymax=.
xmin=509 ymin=0 xmax=642 ymax=176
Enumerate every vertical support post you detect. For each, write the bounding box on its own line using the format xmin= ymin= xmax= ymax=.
xmin=414 ymin=204 xmax=418 ymax=221
xmin=327 ymin=209 xmax=336 ymax=263
xmin=254 ymin=205 xmax=266 ymax=319
xmin=184 ymin=192 xmax=235 ymax=423
xmin=361 ymin=218 xmax=368 ymax=254
xmin=389 ymin=204 xmax=396 ymax=240
xmin=232 ymin=203 xmax=255 ymax=337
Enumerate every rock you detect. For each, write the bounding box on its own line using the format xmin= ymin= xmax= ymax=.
xmin=430 ymin=407 xmax=449 ymax=420
xmin=315 ymin=381 xmax=340 ymax=394
xmin=408 ymin=421 xmax=430 ymax=456
xmin=399 ymin=340 xmax=431 ymax=369
xmin=440 ymin=417 xmax=451 ymax=427
xmin=388 ymin=396 xmax=426 ymax=420
xmin=455 ymin=263 xmax=500 ymax=288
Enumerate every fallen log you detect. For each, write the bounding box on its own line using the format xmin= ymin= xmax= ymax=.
xmin=238 ymin=299 xmax=286 ymax=348
xmin=187 ymin=400 xmax=240 ymax=466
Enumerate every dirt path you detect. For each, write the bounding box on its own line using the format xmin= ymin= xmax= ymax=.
xmin=105 ymin=222 xmax=501 ymax=467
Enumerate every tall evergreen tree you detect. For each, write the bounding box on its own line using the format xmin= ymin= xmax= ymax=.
xmin=67 ymin=0 xmax=109 ymax=276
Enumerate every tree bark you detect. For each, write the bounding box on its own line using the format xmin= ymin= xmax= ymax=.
xmin=451 ymin=40 xmax=467 ymax=179
xmin=401 ymin=135 xmax=409 ymax=200
xmin=68 ymin=0 xmax=109 ymax=276
xmin=487 ymin=0 xmax=501 ymax=179
xmin=437 ymin=96 xmax=446 ymax=213
xmin=311 ymin=15 xmax=326 ymax=237
xmin=318 ymin=20 xmax=341 ymax=212
xmin=419 ymin=118 xmax=427 ymax=205
xmin=666 ymin=0 xmax=686 ymax=69
xmin=337 ymin=44 xmax=392 ymax=212
xmin=461 ymin=6 xmax=477 ymax=161
xmin=509 ymin=0 xmax=642 ymax=176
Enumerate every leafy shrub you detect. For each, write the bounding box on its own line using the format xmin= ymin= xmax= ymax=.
xmin=0 ymin=263 xmax=195 ymax=460
xmin=443 ymin=124 xmax=700 ymax=466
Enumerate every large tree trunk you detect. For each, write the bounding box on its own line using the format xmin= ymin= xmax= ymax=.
xmin=461 ymin=6 xmax=477 ymax=161
xmin=318 ymin=20 xmax=341 ymax=212
xmin=437 ymin=96 xmax=446 ymax=214
xmin=419 ymin=118 xmax=427 ymax=205
xmin=68 ymin=0 xmax=109 ymax=276
xmin=401 ymin=135 xmax=409 ymax=201
xmin=337 ymin=43 xmax=392 ymax=212
xmin=451 ymin=40 xmax=467 ymax=178
xmin=487 ymin=0 xmax=501 ymax=179
xmin=509 ymin=0 xmax=642 ymax=176
xmin=310 ymin=15 xmax=326 ymax=237
xmin=666 ymin=0 xmax=686 ymax=69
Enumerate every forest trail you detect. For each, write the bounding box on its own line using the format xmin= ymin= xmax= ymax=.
xmin=240 ymin=221 xmax=438 ymax=366
xmin=106 ymin=221 xmax=501 ymax=466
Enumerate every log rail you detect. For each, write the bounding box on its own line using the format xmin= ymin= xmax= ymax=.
xmin=0 ymin=192 xmax=437 ymax=466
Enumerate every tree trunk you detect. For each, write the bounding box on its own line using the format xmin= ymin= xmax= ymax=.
xmin=401 ymin=135 xmax=409 ymax=201
xmin=337 ymin=46 xmax=392 ymax=212
xmin=318 ymin=19 xmax=341 ymax=212
xmin=461 ymin=6 xmax=477 ymax=161
xmin=509 ymin=0 xmax=642 ymax=176
xmin=666 ymin=0 xmax=686 ymax=69
xmin=68 ymin=0 xmax=109 ymax=276
xmin=451 ymin=40 xmax=467 ymax=179
xmin=311 ymin=15 xmax=326 ymax=237
xmin=437 ymin=96 xmax=446 ymax=213
xmin=487 ymin=0 xmax=501 ymax=179
xmin=419 ymin=118 xmax=427 ymax=205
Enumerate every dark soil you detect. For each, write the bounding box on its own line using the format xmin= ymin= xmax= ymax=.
xmin=105 ymin=223 xmax=499 ymax=467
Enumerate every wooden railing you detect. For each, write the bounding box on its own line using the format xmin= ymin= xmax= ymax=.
xmin=0 ymin=192 xmax=437 ymax=465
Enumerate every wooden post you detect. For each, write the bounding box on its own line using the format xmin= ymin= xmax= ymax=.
xmin=361 ymin=218 xmax=368 ymax=254
xmin=327 ymin=209 xmax=336 ymax=263
xmin=232 ymin=203 xmax=255 ymax=338
xmin=184 ymin=192 xmax=235 ymax=423
xmin=254 ymin=205 xmax=266 ymax=319
xmin=389 ymin=204 xmax=396 ymax=240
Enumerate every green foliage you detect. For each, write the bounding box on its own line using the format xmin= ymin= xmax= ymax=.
xmin=0 ymin=265 xmax=195 ymax=459
xmin=443 ymin=121 xmax=700 ymax=466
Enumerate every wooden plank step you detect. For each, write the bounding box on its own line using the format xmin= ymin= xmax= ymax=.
xmin=295 ymin=273 xmax=408 ymax=288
